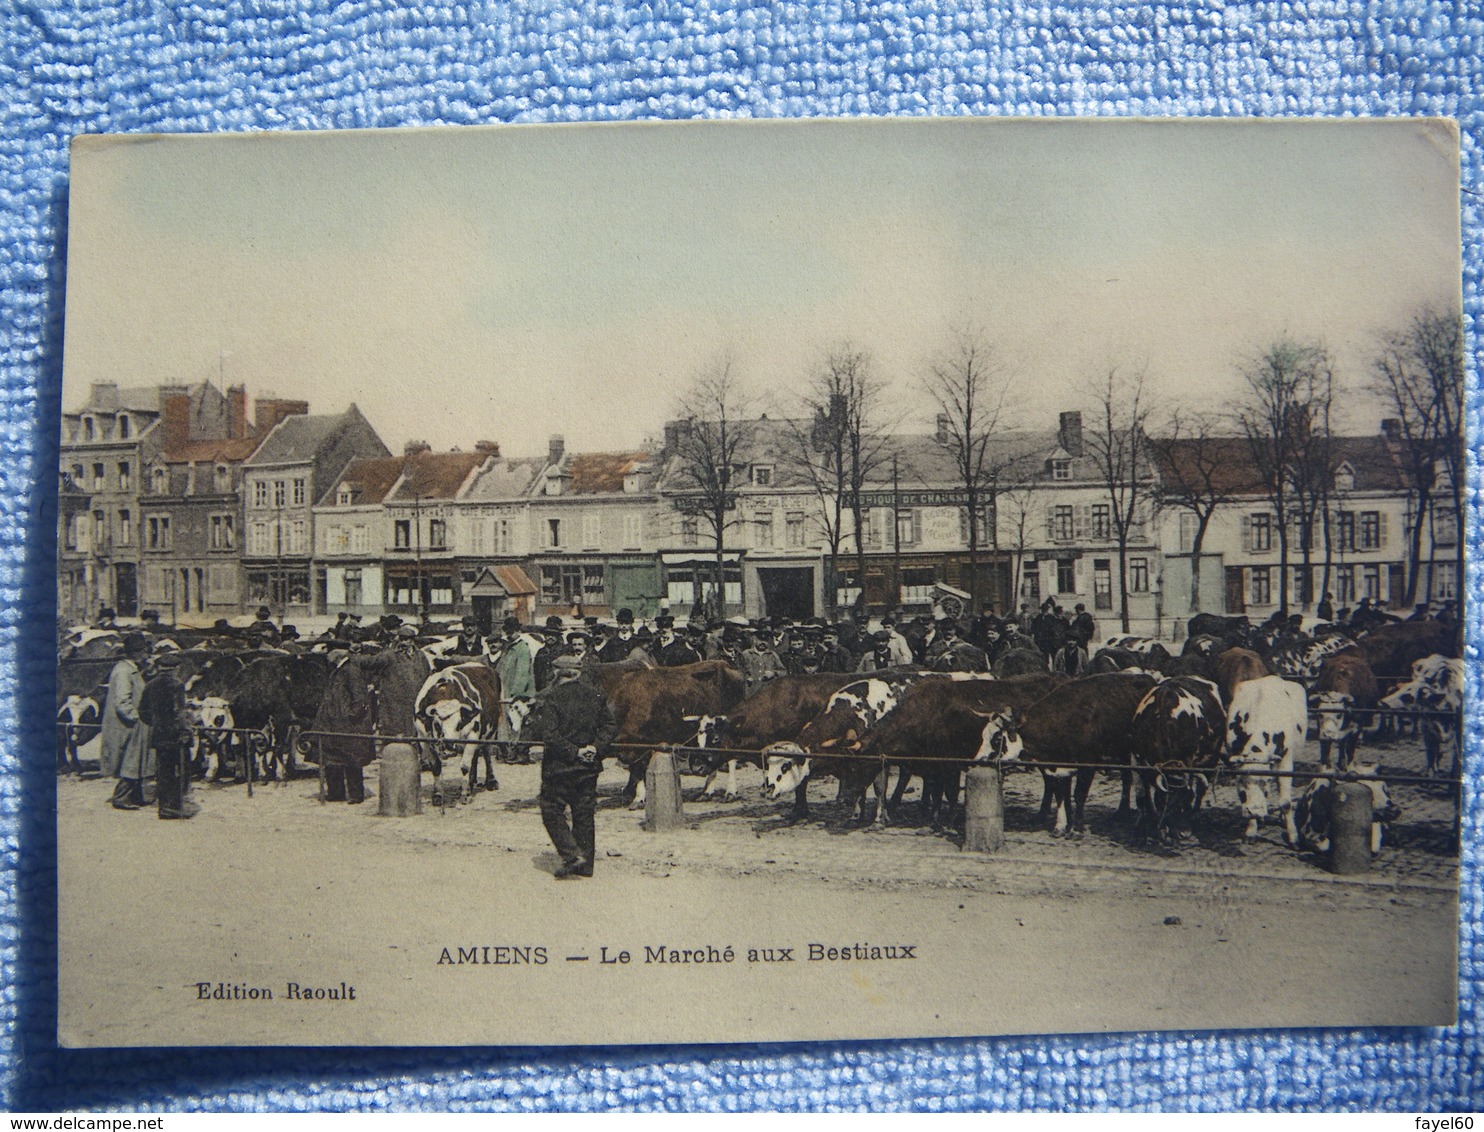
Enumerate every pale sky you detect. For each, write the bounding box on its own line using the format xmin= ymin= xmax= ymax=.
xmin=63 ymin=118 xmax=1462 ymax=457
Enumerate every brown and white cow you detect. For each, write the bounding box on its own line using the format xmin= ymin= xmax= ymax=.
xmin=1127 ymin=676 xmax=1225 ymax=845
xmin=1215 ymin=647 xmax=1271 ymax=707
xmin=1378 ymin=654 xmax=1463 ymax=778
xmin=1310 ymin=653 xmax=1379 ymax=770
xmin=414 ymin=661 xmax=503 ymax=802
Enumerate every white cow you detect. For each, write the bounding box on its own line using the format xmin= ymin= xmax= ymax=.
xmin=1379 ymin=654 xmax=1463 ymax=778
xmin=1294 ymin=763 xmax=1400 ymax=855
xmin=1225 ymin=675 xmax=1308 ymax=844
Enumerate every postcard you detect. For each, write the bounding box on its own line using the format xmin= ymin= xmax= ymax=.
xmin=55 ymin=118 xmax=1461 ymax=1046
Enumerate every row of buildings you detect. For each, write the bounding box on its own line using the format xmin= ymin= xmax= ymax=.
xmin=57 ymin=381 xmax=1461 ymax=638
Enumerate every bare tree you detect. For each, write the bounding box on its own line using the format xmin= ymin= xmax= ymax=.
xmin=1235 ymin=338 xmax=1334 ymax=616
xmin=1085 ymin=365 xmax=1156 ymax=633
xmin=1147 ymin=411 xmax=1247 ymax=613
xmin=1372 ymin=307 xmax=1465 ymax=606
xmin=665 ymin=357 xmax=758 ymax=620
xmin=780 ymin=345 xmax=897 ymax=615
xmin=922 ymin=328 xmax=1015 ymax=612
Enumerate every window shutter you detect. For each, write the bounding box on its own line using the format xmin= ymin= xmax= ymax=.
xmin=1378 ymin=511 xmax=1388 ymax=549
xmin=1241 ymin=515 xmax=1252 ymax=553
xmin=1045 ymin=506 xmax=1056 ymax=542
xmin=913 ymin=510 xmax=923 ymax=545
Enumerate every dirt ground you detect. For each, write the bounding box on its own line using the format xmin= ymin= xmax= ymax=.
xmin=56 ymin=733 xmax=1459 ymax=1048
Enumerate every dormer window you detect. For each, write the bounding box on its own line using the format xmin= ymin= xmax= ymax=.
xmin=544 ymin=472 xmax=564 ymax=496
xmin=151 ymin=466 xmax=167 ymax=494
xmin=117 ymin=414 xmax=131 ymax=439
xmin=751 ymin=464 xmax=774 ymax=487
xmin=1053 ymin=459 xmax=1071 ymax=481
xmin=1333 ymin=462 xmax=1355 ymax=493
xmin=83 ymin=416 xmax=96 ymax=442
xmin=214 ymin=464 xmax=230 ymax=493
xmin=337 ymin=484 xmax=355 ymax=505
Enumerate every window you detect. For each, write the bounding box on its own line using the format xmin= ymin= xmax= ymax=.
xmin=754 ymin=512 xmax=773 ymax=548
xmin=118 ymin=463 xmax=131 ymax=492
xmin=253 ymin=481 xmax=268 ymax=508
xmin=1333 ymin=463 xmax=1354 ymax=493
xmin=680 ymin=518 xmax=697 ymax=547
xmin=326 ymin=525 xmax=347 ymax=555
xmin=581 ymin=513 xmax=600 ymax=548
xmin=1432 ymin=508 xmax=1458 ymax=547
xmin=83 ymin=417 xmax=95 ymax=442
xmin=896 ymin=510 xmax=916 ymax=548
xmin=547 ymin=518 xmax=563 ymax=548
xmin=117 ymin=509 xmax=131 ymax=546
xmin=1056 ymin=558 xmax=1075 ymax=593
xmin=292 ymin=479 xmax=305 ymax=506
xmin=1250 ymin=513 xmax=1272 ymax=551
xmin=1251 ymin=566 xmax=1271 ymax=606
xmin=785 ymin=512 xmax=805 ymax=548
xmin=1362 ymin=564 xmax=1381 ymax=602
xmin=622 ymin=513 xmax=642 ymax=549
xmin=1129 ymin=557 xmax=1149 ymax=593
xmin=1335 ymin=512 xmax=1356 ymax=552
xmin=493 ymin=518 xmax=512 ymax=554
xmin=351 ymin=525 xmax=369 ymax=554
xmin=214 ymin=465 xmax=230 ymax=493
xmin=249 ymin=523 xmax=270 ymax=556
xmin=583 ymin=565 xmax=604 ymax=603
xmin=858 ymin=510 xmax=876 ymax=549
xmin=1093 ymin=559 xmax=1112 ymax=610
xmin=92 ymin=510 xmax=105 ymax=549
xmin=337 ymin=485 xmax=354 ymax=505
xmin=1022 ymin=562 xmax=1040 ymax=603
xmin=1335 ymin=564 xmax=1356 ymax=605
xmin=1178 ymin=513 xmax=1199 ymax=553
xmin=429 ymin=518 xmax=448 ymax=549
xmin=394 ymin=520 xmax=411 ymax=549
xmin=288 ymin=520 xmax=307 ymax=555
xmin=1053 ymin=459 xmax=1071 ymax=481
xmin=1054 ymin=505 xmax=1074 ymax=542
xmin=1293 ymin=566 xmax=1313 ymax=606
xmin=92 ymin=464 xmax=105 ymax=491
xmin=118 ymin=415 xmax=131 ymax=439
xmin=1359 ymin=511 xmax=1382 ymax=550
xmin=541 ymin=564 xmax=585 ymax=606
xmin=273 ymin=480 xmax=286 ymax=508
xmin=751 ymin=465 xmax=773 ymax=486
xmin=210 ymin=514 xmax=235 ymax=550
xmin=1091 ymin=504 xmax=1111 ymax=540
xmin=959 ymin=506 xmax=993 ymax=546
xmin=71 ymin=463 xmax=84 ymax=486
xmin=147 ymin=515 xmax=171 ymax=551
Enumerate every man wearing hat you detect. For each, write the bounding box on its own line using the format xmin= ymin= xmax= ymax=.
xmin=856 ymin=629 xmax=897 ymax=673
xmin=139 ymin=652 xmax=196 ymax=819
xmin=490 ymin=615 xmax=535 ymax=767
xmin=596 ymin=608 xmax=646 ymax=664
xmin=523 ymin=654 xmax=617 ymax=879
xmin=740 ymin=624 xmax=786 ymax=692
xmin=652 ymin=615 xmax=701 ymax=668
xmin=101 ymin=633 xmax=153 ymax=809
xmin=449 ymin=614 xmax=487 ymax=658
xmin=927 ymin=618 xmax=989 ymax=674
xmin=565 ymin=628 xmax=601 ymax=680
xmin=817 ymin=624 xmax=854 ymax=673
xmin=533 ymin=615 xmax=568 ymax=691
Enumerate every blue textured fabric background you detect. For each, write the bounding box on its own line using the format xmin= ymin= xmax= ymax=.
xmin=2 ymin=1 xmax=1480 ymax=1112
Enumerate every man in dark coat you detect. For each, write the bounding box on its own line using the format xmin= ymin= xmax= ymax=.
xmin=653 ymin=617 xmax=701 ymax=668
xmin=524 ymin=655 xmax=618 ymax=879
xmin=533 ymin=615 xmax=567 ymax=691
xmin=449 ymin=614 xmax=487 ymax=658
xmin=1071 ymin=603 xmax=1097 ymax=650
xmin=596 ymin=608 xmax=645 ymax=664
xmin=309 ymin=654 xmax=377 ymax=803
xmin=139 ymin=654 xmax=195 ymax=819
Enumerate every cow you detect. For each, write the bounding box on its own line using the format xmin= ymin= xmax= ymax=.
xmin=1347 ymin=620 xmax=1458 ymax=686
xmin=56 ymin=695 xmax=101 ymax=773
xmin=414 ymin=662 xmax=503 ymax=802
xmin=1310 ymin=653 xmax=1379 ymax=770
xmin=975 ymin=672 xmax=1158 ymax=837
xmin=840 ymin=673 xmax=1065 ymax=830
xmin=599 ymin=660 xmax=747 ymax=808
xmin=1188 ymin=613 xmax=1251 ymax=646
xmin=992 ymin=647 xmax=1048 ymax=678
xmin=1267 ymin=633 xmax=1356 ymax=682
xmin=1224 ymin=674 xmax=1309 ymax=844
xmin=1378 ymin=654 xmax=1463 ymax=778
xmin=1102 ymin=637 xmax=1173 ymax=666
xmin=1294 ymin=764 xmax=1400 ymax=856
xmin=693 ymin=673 xmax=865 ymax=818
xmin=1127 ymin=676 xmax=1225 ymax=845
xmin=1215 ymin=647 xmax=1271 ymax=707
xmin=217 ymin=654 xmax=330 ymax=782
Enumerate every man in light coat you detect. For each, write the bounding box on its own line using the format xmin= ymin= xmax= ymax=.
xmin=101 ymin=633 xmax=153 ymax=810
xmin=492 ymin=615 xmax=536 ymax=765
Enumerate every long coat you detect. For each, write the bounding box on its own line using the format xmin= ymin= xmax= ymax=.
xmin=493 ymin=637 xmax=535 ymax=700
xmin=309 ymin=657 xmax=377 ymax=769
xmin=100 ymin=657 xmax=153 ymax=780
xmin=363 ymin=644 xmax=431 ymax=740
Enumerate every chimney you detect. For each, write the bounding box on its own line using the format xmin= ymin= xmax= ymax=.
xmin=185 ymin=460 xmax=197 ymax=496
xmin=474 ymin=440 xmax=500 ymax=456
xmin=935 ymin=414 xmax=951 ymax=445
xmin=404 ymin=439 xmax=432 ymax=456
xmin=163 ymin=393 xmax=191 ymax=453
xmin=1059 ymin=411 xmax=1084 ymax=458
xmin=90 ymin=383 xmax=120 ymax=411
xmin=1381 ymin=418 xmax=1401 ymax=441
xmin=227 ymin=384 xmax=248 ymax=440
xmin=548 ymin=434 xmax=565 ymax=466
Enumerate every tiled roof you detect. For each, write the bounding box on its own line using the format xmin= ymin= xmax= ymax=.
xmin=325 ymin=456 xmax=406 ymax=506
xmin=1153 ymin=435 xmax=1410 ymax=496
xmin=244 ymin=413 xmax=343 ymax=466
xmin=567 ymin=451 xmax=654 ymax=494
xmin=163 ymin=436 xmax=263 ymax=464
xmin=388 ymin=451 xmax=489 ymax=501
xmin=464 ymin=457 xmax=547 ymax=502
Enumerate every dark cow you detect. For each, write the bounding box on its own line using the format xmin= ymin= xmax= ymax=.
xmin=1347 ymin=620 xmax=1458 ymax=685
xmin=982 ymin=672 xmax=1158 ymax=837
xmin=693 ymin=673 xmax=864 ymax=817
xmin=1294 ymin=764 xmax=1400 ymax=856
xmin=414 ymin=662 xmax=504 ymax=802
xmin=1089 ymin=647 xmax=1155 ymax=675
xmin=1187 ymin=613 xmax=1251 ymax=646
xmin=1310 ymin=653 xmax=1379 ymax=770
xmin=1127 ymin=676 xmax=1225 ymax=845
xmin=1215 ymin=647 xmax=1271 ymax=707
xmin=1102 ymin=636 xmax=1173 ymax=667
xmin=991 ymin=647 xmax=1047 ymax=678
xmin=599 ymin=660 xmax=747 ymax=808
xmin=219 ymin=654 xmax=329 ymax=781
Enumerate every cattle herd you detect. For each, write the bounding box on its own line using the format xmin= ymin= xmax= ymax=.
xmin=56 ymin=608 xmax=1463 ymax=864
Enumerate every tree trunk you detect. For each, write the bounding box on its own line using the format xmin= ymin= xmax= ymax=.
xmin=1404 ymin=490 xmax=1427 ymax=607
xmin=1117 ymin=539 xmax=1130 ymax=634
xmin=1189 ymin=515 xmax=1210 ymax=612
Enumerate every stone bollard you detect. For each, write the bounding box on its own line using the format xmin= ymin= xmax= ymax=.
xmin=378 ymin=743 xmax=423 ymax=817
xmin=1329 ymin=778 xmax=1373 ymax=874
xmin=962 ymin=765 xmax=1005 ymax=853
xmin=644 ymin=749 xmax=685 ymax=832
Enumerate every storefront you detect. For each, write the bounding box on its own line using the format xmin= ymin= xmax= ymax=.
xmin=660 ymin=552 xmax=743 ymax=620
xmin=465 ymin=564 xmax=537 ymax=633
xmin=741 ymin=552 xmax=821 ymax=621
